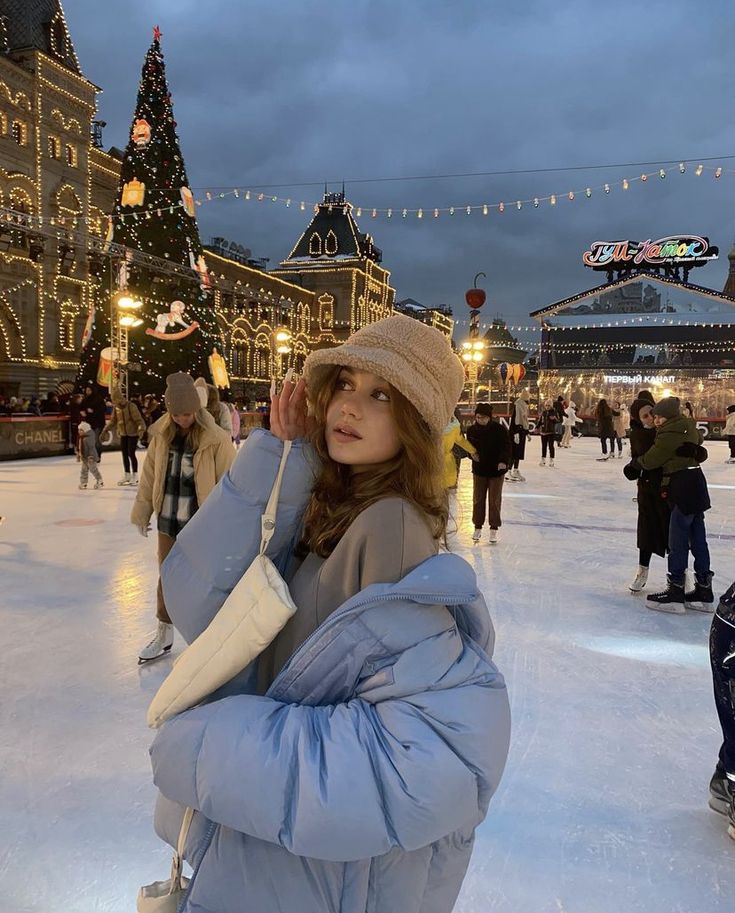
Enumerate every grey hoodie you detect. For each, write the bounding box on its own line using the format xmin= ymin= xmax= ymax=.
xmin=78 ymin=428 xmax=99 ymax=461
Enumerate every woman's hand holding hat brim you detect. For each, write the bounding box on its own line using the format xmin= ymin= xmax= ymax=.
xmin=270 ymin=370 xmax=314 ymax=442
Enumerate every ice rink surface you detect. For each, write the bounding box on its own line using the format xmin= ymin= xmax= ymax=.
xmin=1 ymin=436 xmax=734 ymax=912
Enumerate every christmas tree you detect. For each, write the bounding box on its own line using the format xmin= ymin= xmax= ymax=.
xmin=77 ymin=26 xmax=222 ymax=396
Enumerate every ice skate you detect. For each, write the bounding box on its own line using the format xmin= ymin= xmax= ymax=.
xmin=549 ymin=459 xmax=555 ymax=467
xmin=130 ymin=471 xmax=139 ymax=485
xmin=729 ymin=793 xmax=735 ymax=841
xmin=685 ymin=573 xmax=715 ymax=612
xmin=117 ymin=472 xmax=132 ymax=486
xmin=727 ymin=457 xmax=735 ymax=464
xmin=78 ymin=483 xmax=87 ymax=490
xmin=94 ymin=480 xmax=104 ymax=490
xmin=709 ymin=763 xmax=734 ymax=815
xmin=472 ymin=529 xmax=482 ymax=542
xmin=515 ymin=470 xmax=526 ymax=482
xmin=488 ymin=529 xmax=499 ymax=545
xmin=138 ymin=621 xmax=174 ymax=664
xmin=506 ymin=469 xmax=518 ymax=482
xmin=539 ymin=459 xmax=546 ymax=466
xmin=596 ymin=454 xmax=610 ymax=461
xmin=629 ymin=566 xmax=649 ymax=593
xmin=646 ymin=577 xmax=685 ymax=613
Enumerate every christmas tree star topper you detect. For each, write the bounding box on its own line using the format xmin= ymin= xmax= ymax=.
xmin=153 ymin=25 xmax=162 ymax=41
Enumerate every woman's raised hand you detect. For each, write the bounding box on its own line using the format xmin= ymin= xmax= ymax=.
xmin=269 ymin=370 xmax=313 ymax=441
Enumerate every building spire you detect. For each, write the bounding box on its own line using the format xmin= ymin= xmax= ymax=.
xmin=723 ymin=241 xmax=735 ymax=297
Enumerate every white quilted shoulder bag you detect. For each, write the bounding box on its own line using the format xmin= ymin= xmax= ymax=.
xmin=146 ymin=439 xmax=297 ymax=729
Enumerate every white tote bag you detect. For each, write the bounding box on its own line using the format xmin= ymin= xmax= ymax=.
xmin=147 ymin=440 xmax=297 ymax=729
xmin=137 ymin=807 xmax=193 ymax=912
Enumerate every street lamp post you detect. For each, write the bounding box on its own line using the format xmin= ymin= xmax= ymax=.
xmin=271 ymin=326 xmax=292 ymax=382
xmin=112 ymin=293 xmax=143 ymax=398
xmin=461 ymin=339 xmax=486 ymax=408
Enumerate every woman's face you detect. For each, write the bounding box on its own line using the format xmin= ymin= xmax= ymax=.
xmin=325 ymin=368 xmax=402 ymax=472
xmin=172 ymin=413 xmax=195 ymax=430
xmin=639 ymin=404 xmax=654 ymax=428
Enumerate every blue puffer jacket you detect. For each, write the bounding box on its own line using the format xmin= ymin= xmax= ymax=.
xmin=153 ymin=430 xmax=511 ymax=913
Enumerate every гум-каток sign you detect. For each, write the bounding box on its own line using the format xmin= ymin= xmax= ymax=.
xmin=583 ymin=236 xmax=718 ymax=270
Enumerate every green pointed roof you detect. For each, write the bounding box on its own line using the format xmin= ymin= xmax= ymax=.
xmin=283 ymin=191 xmax=383 ymax=265
xmin=0 ymin=0 xmax=81 ymax=73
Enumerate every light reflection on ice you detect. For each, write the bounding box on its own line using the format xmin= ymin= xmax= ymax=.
xmin=576 ymin=635 xmax=709 ymax=668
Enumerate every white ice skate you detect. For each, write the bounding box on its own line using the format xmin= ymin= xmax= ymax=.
xmin=130 ymin=471 xmax=139 ymax=485
xmin=629 ymin=566 xmax=649 ymax=592
xmin=472 ymin=529 xmax=482 ymax=542
xmin=539 ymin=459 xmax=546 ymax=466
xmin=549 ymin=459 xmax=555 ymax=467
xmin=596 ymin=454 xmax=611 ymax=461
xmin=138 ymin=621 xmax=174 ymax=664
xmin=118 ymin=472 xmax=131 ymax=486
xmin=488 ymin=529 xmax=499 ymax=545
xmin=506 ymin=469 xmax=518 ymax=482
xmin=515 ymin=470 xmax=526 ymax=482
xmin=78 ymin=483 xmax=87 ymax=490
xmin=727 ymin=457 xmax=735 ymax=464
xmin=94 ymin=480 xmax=104 ymax=490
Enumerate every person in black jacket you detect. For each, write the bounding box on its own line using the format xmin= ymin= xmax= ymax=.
xmin=708 ymin=580 xmax=735 ymax=838
xmin=623 ymin=398 xmax=670 ymax=593
xmin=537 ymin=399 xmax=558 ymax=467
xmin=81 ymin=383 xmax=107 ymax=461
xmin=595 ymin=398 xmax=616 ymax=460
xmin=466 ymin=403 xmax=512 ymax=545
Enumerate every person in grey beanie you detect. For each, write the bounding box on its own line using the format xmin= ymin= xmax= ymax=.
xmin=131 ymin=372 xmax=234 ymax=663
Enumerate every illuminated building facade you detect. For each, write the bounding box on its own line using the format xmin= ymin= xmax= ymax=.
xmin=393 ymin=297 xmax=454 ymax=337
xmin=0 ymin=0 xmax=121 ymax=395
xmin=272 ymin=190 xmax=395 ymax=341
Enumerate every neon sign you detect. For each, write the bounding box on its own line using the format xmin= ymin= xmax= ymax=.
xmin=604 ymin=374 xmax=675 ymax=385
xmin=583 ymin=236 xmax=718 ymax=270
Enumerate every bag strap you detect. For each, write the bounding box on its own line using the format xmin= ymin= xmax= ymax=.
xmin=259 ymin=439 xmax=293 ymax=556
xmin=168 ymin=805 xmax=195 ymax=893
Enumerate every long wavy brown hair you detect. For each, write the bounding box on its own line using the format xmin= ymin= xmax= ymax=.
xmin=155 ymin=410 xmax=209 ymax=451
xmin=300 ymin=365 xmax=448 ymax=557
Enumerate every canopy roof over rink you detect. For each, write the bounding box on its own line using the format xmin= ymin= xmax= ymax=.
xmin=530 ymin=271 xmax=735 ymax=433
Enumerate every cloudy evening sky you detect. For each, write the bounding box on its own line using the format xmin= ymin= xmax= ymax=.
xmin=65 ymin=0 xmax=735 ymax=344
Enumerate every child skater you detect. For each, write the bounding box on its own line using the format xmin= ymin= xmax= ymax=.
xmin=147 ymin=315 xmax=511 ymax=913
xmin=76 ymin=421 xmax=103 ymax=490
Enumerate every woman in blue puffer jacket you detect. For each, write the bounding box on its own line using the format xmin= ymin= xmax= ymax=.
xmin=150 ymin=315 xmax=511 ymax=913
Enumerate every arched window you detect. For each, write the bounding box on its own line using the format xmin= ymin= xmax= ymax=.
xmin=253 ymin=336 xmax=271 ymax=379
xmin=59 ymin=299 xmax=79 ymax=351
xmin=11 ymin=121 xmax=26 ymax=145
xmin=308 ymin=232 xmax=322 ymax=256
xmin=324 ymin=229 xmax=338 ymax=256
xmin=48 ymin=136 xmax=61 ymax=159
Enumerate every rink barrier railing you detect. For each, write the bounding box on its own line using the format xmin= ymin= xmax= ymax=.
xmin=0 ymin=412 xmax=271 ymax=461
xmin=1 ymin=412 xmax=730 ymax=461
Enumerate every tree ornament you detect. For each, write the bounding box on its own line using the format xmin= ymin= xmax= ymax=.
xmin=131 ymin=118 xmax=152 ymax=146
xmin=180 ymin=187 xmax=195 ymax=217
xmin=121 ymin=178 xmax=146 ymax=207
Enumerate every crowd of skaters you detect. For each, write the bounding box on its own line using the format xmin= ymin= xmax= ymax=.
xmin=3 ymin=312 xmax=735 ymax=910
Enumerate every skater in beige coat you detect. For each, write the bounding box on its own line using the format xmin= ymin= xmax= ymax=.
xmin=131 ymin=372 xmax=234 ymax=664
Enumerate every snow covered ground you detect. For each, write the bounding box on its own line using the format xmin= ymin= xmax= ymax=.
xmin=1 ymin=436 xmax=733 ymax=913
